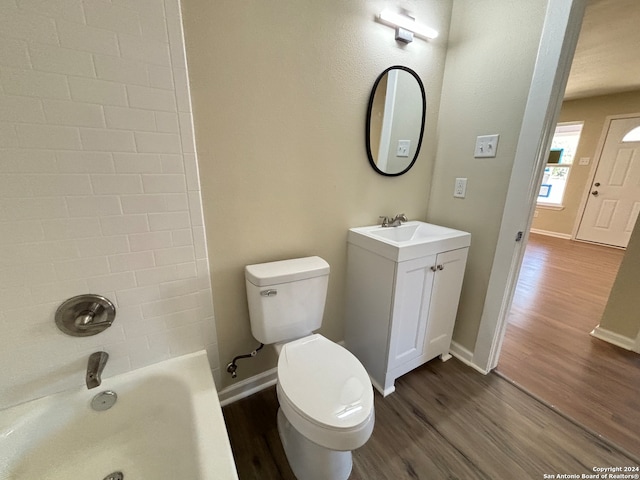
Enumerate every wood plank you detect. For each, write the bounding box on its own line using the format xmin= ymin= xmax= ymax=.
xmin=497 ymin=233 xmax=640 ymax=456
xmin=222 ymin=385 xmax=294 ymax=479
xmin=223 ymin=358 xmax=638 ymax=479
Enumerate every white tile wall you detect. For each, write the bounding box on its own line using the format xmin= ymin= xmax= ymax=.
xmin=0 ymin=0 xmax=220 ymax=409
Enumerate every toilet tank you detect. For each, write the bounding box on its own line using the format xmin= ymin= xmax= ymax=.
xmin=245 ymin=256 xmax=330 ymax=344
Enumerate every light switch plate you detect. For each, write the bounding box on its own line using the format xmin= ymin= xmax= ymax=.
xmin=474 ymin=134 xmax=499 ymax=158
xmin=396 ymin=139 xmax=411 ymax=157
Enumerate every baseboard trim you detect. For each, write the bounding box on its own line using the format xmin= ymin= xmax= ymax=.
xmin=450 ymin=341 xmax=490 ymax=375
xmin=530 ymin=228 xmax=572 ymax=239
xmin=218 ymin=367 xmax=277 ymax=407
xmin=217 ymin=341 xmax=494 ymax=405
xmin=591 ymin=326 xmax=637 ymax=352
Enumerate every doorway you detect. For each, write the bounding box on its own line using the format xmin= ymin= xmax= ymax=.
xmin=575 ymin=115 xmax=640 ymax=248
xmin=491 ymin=0 xmax=640 ymax=455
xmin=476 ymin=0 xmax=640 ymax=371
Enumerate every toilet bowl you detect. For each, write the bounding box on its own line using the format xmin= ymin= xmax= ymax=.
xmin=244 ymin=256 xmax=375 ymax=480
xmin=276 ymin=334 xmax=374 ymax=480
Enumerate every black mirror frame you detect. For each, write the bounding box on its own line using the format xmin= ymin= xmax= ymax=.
xmin=365 ymin=65 xmax=426 ymax=177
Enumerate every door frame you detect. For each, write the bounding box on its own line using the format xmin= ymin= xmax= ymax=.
xmin=472 ymin=0 xmax=587 ymax=373
xmin=572 ymin=112 xmax=640 ymax=243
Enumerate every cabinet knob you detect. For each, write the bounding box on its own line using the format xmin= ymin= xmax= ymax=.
xmin=430 ymin=266 xmax=437 ymax=272
xmin=437 ymin=264 xmax=444 ymax=271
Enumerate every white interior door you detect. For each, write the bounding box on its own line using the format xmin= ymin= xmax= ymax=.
xmin=576 ymin=116 xmax=640 ymax=248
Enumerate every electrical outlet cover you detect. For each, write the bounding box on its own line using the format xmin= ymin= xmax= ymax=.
xmin=454 ymin=177 xmax=467 ymax=198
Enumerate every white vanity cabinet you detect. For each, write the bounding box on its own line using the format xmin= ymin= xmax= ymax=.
xmin=344 ymin=222 xmax=470 ymax=396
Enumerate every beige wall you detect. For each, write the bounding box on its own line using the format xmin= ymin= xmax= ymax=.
xmin=533 ymin=90 xmax=640 ymax=234
xmin=181 ymin=0 xmax=453 ymax=388
xmin=600 ymin=217 xmax=640 ymax=340
xmin=427 ymin=0 xmax=547 ymax=351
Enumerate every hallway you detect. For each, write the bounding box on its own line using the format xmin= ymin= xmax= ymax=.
xmin=497 ymin=234 xmax=640 ymax=457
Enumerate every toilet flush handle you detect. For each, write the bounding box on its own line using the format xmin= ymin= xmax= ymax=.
xmin=260 ymin=289 xmax=278 ymax=297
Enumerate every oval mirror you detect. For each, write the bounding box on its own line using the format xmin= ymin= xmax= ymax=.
xmin=366 ymin=66 xmax=426 ymax=176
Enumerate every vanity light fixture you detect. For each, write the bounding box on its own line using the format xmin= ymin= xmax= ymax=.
xmin=377 ymin=9 xmax=438 ymax=43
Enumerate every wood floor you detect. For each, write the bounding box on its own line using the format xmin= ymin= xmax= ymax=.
xmin=223 ymin=359 xmax=638 ymax=479
xmin=497 ymin=233 xmax=640 ymax=457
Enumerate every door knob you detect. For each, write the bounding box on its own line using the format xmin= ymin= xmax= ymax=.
xmin=591 ymin=190 xmax=599 ymax=196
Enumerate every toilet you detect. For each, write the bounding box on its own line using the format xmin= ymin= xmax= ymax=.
xmin=245 ymin=256 xmax=374 ymax=480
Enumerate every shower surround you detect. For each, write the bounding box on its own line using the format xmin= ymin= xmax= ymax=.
xmin=0 ymin=0 xmax=219 ymax=409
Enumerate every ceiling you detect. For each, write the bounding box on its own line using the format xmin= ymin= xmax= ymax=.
xmin=563 ymin=0 xmax=640 ymax=100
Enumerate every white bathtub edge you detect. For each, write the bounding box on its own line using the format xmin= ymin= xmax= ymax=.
xmin=186 ymin=351 xmax=239 ymax=480
xmin=218 ymin=367 xmax=278 ymax=407
xmin=0 ymin=349 xmax=240 ymax=480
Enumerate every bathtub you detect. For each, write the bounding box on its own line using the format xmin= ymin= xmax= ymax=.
xmin=0 ymin=351 xmax=238 ymax=480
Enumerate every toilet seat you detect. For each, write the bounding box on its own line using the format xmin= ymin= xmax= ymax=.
xmin=277 ymin=334 xmax=375 ymax=451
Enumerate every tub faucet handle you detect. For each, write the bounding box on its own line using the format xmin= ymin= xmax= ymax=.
xmin=86 ymin=351 xmax=109 ymax=389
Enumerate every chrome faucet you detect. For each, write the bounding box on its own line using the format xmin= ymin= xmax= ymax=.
xmin=379 ymin=213 xmax=408 ymax=227
xmin=86 ymin=351 xmax=109 ymax=389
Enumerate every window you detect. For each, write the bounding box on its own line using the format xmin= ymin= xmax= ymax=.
xmin=537 ymin=122 xmax=583 ymax=207
xmin=622 ymin=126 xmax=640 ymax=143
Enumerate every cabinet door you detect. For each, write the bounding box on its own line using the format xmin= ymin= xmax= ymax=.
xmin=423 ymin=248 xmax=468 ymax=359
xmin=387 ymin=255 xmax=436 ymax=371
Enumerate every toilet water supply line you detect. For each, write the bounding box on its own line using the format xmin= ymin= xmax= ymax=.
xmin=226 ymin=343 xmax=264 ymax=378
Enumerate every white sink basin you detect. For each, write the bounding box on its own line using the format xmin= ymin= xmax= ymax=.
xmin=348 ymin=221 xmax=471 ymax=262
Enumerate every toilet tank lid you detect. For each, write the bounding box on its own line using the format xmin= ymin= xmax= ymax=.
xmin=245 ymin=256 xmax=330 ymax=287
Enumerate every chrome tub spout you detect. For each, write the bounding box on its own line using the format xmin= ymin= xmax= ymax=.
xmin=86 ymin=351 xmax=109 ymax=389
